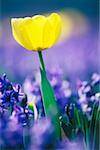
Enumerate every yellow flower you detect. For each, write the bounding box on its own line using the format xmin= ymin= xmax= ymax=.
xmin=11 ymin=13 xmax=61 ymax=51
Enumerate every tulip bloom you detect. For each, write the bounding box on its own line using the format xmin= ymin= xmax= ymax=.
xmin=11 ymin=13 xmax=61 ymax=51
xmin=11 ymin=13 xmax=62 ymax=140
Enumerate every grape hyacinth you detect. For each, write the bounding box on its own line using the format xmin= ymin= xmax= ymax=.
xmin=23 ymin=68 xmax=73 ymax=116
xmin=0 ymin=74 xmax=34 ymax=149
xmin=0 ymin=72 xmax=99 ymax=150
xmin=77 ymin=73 xmax=100 ymax=113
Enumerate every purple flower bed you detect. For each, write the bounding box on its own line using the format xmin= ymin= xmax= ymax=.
xmin=0 ymin=71 xmax=99 ymax=150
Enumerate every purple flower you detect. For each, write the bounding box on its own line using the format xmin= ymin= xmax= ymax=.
xmin=23 ymin=69 xmax=72 ymax=114
xmin=0 ymin=74 xmax=13 ymax=94
xmin=0 ymin=111 xmax=23 ymax=149
xmin=29 ymin=118 xmax=56 ymax=150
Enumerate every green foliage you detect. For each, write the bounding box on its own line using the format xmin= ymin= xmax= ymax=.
xmin=40 ymin=68 xmax=61 ymax=139
xmin=61 ymin=102 xmax=99 ymax=150
xmin=89 ymin=102 xmax=100 ymax=150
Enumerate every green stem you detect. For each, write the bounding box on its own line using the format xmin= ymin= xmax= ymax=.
xmin=38 ymin=50 xmax=61 ymax=139
xmin=38 ymin=51 xmax=46 ymax=73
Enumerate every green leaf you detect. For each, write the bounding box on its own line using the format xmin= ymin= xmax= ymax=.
xmin=61 ymin=120 xmax=74 ymax=140
xmin=73 ymin=105 xmax=81 ymax=129
xmin=28 ymin=103 xmax=38 ymax=120
xmin=40 ymin=68 xmax=61 ymax=139
xmin=83 ymin=114 xmax=89 ymax=150
xmin=78 ymin=110 xmax=89 ymax=149
xmin=92 ymin=106 xmax=100 ymax=150
xmin=89 ymin=102 xmax=99 ymax=150
xmin=59 ymin=114 xmax=69 ymax=126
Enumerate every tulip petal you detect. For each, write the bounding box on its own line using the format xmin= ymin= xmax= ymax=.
xmin=11 ymin=13 xmax=61 ymax=51
xmin=31 ymin=15 xmax=48 ymax=50
xmin=19 ymin=17 xmax=37 ymax=50
xmin=47 ymin=13 xmax=61 ymax=47
xmin=42 ymin=20 xmax=52 ymax=49
xmin=11 ymin=18 xmax=33 ymax=50
xmin=22 ymin=15 xmax=49 ymax=50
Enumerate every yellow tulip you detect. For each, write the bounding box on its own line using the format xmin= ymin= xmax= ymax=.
xmin=11 ymin=13 xmax=61 ymax=51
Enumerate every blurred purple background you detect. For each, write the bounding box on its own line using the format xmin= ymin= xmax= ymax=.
xmin=0 ymin=0 xmax=99 ymax=83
